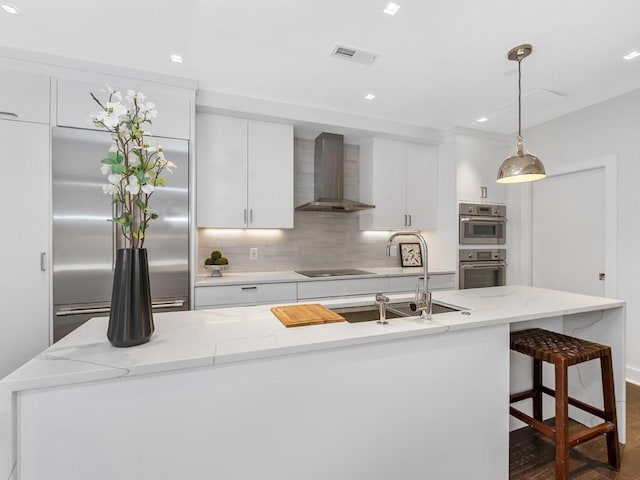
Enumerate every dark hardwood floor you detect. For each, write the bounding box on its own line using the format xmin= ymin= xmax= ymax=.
xmin=510 ymin=382 xmax=640 ymax=479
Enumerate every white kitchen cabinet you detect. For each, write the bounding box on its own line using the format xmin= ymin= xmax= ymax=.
xmin=359 ymin=138 xmax=438 ymax=231
xmin=195 ymin=272 xmax=456 ymax=310
xmin=194 ymin=282 xmax=297 ymax=309
xmin=456 ymin=134 xmax=509 ymax=204
xmin=196 ymin=114 xmax=294 ymax=229
xmin=0 ymin=119 xmax=50 ymax=378
xmin=56 ymin=78 xmax=191 ymax=139
xmin=0 ymin=68 xmax=50 ymax=124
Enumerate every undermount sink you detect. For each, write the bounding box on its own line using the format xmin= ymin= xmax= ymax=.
xmin=330 ymin=301 xmax=462 ymax=323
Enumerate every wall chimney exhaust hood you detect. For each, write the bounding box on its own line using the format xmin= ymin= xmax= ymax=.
xmin=295 ymin=133 xmax=375 ymax=213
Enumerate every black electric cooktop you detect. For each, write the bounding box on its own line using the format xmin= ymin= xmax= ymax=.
xmin=295 ymin=269 xmax=375 ymax=278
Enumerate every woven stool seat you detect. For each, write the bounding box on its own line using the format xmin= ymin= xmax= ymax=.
xmin=510 ymin=328 xmax=620 ymax=480
xmin=511 ymin=328 xmax=610 ymax=366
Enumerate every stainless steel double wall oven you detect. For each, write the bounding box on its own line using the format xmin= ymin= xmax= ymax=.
xmin=458 ymin=203 xmax=507 ymax=289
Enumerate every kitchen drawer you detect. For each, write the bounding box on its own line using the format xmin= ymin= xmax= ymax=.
xmin=297 ymin=277 xmax=388 ymax=300
xmin=429 ymin=273 xmax=455 ymax=291
xmin=388 ymin=273 xmax=455 ymax=293
xmin=195 ymin=282 xmax=297 ymax=308
xmin=57 ymin=78 xmax=191 ymax=139
xmin=0 ymin=68 xmax=50 ymax=124
xmin=388 ymin=276 xmax=421 ymax=293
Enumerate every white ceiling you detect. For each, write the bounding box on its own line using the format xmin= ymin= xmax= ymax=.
xmin=1 ymin=0 xmax=639 ymax=134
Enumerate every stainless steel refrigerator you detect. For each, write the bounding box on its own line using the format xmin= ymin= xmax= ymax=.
xmin=52 ymin=127 xmax=189 ymax=342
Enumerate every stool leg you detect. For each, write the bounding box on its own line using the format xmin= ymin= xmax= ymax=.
xmin=555 ymin=356 xmax=570 ymax=480
xmin=601 ymin=350 xmax=621 ymax=470
xmin=533 ymin=358 xmax=543 ymax=421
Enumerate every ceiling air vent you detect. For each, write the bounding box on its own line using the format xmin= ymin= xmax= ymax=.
xmin=331 ymin=44 xmax=378 ymax=65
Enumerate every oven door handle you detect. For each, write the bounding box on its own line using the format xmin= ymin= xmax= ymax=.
xmin=460 ymin=216 xmax=507 ymax=223
xmin=460 ymin=262 xmax=507 ymax=270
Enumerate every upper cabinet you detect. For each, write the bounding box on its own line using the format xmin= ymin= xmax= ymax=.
xmin=359 ymin=138 xmax=438 ymax=231
xmin=196 ymin=114 xmax=294 ymax=229
xmin=56 ymin=78 xmax=191 ymax=139
xmin=456 ymin=134 xmax=509 ymax=204
xmin=0 ymin=68 xmax=50 ymax=124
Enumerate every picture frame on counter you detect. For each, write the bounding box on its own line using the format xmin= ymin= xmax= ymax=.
xmin=399 ymin=243 xmax=423 ymax=267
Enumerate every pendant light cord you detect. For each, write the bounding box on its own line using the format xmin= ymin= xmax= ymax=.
xmin=518 ymin=59 xmax=522 ymax=137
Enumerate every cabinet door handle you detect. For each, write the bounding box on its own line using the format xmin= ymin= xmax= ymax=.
xmin=403 ymin=214 xmax=407 ymax=227
xmin=408 ymin=214 xmax=412 ymax=227
xmin=241 ymin=286 xmax=258 ymax=291
xmin=249 ymin=209 xmax=253 ymax=224
xmin=40 ymin=252 xmax=47 ymax=271
xmin=0 ymin=111 xmax=18 ymax=118
xmin=243 ymin=209 xmax=247 ymax=224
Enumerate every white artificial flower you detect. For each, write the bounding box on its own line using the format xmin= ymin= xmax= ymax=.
xmin=113 ymin=91 xmax=123 ymax=101
xmin=108 ymin=144 xmax=118 ymax=152
xmin=108 ymin=173 xmax=122 ymax=185
xmin=100 ymin=164 xmax=111 ymax=175
xmin=163 ymin=160 xmax=177 ymax=173
xmin=141 ymin=184 xmax=154 ymax=194
xmin=147 ymin=109 xmax=158 ymax=119
xmin=106 ymin=84 xmax=115 ymax=94
xmin=105 ymin=102 xmax=128 ymax=118
xmin=125 ymin=176 xmax=140 ymax=195
xmin=102 ymin=184 xmax=118 ymax=195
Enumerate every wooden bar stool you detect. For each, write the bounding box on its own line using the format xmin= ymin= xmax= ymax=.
xmin=510 ymin=328 xmax=620 ymax=480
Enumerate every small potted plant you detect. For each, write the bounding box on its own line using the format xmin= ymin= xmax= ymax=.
xmin=204 ymin=251 xmax=230 ymax=277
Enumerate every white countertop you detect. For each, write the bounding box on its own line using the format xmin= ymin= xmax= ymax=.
xmin=0 ymin=286 xmax=624 ymax=394
xmin=195 ymin=266 xmax=455 ymax=286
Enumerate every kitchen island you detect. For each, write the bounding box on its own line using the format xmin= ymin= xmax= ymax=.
xmin=0 ymin=286 xmax=625 ymax=480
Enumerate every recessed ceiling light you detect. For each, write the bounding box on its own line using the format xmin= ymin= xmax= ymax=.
xmin=623 ymin=50 xmax=640 ymax=61
xmin=477 ymin=117 xmax=488 ymax=123
xmin=383 ymin=2 xmax=400 ymax=15
xmin=365 ymin=94 xmax=376 ymax=100
xmin=1 ymin=4 xmax=20 ymax=14
xmin=170 ymin=54 xmax=183 ymax=63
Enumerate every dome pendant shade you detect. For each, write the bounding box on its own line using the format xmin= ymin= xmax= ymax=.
xmin=496 ymin=136 xmax=546 ymax=184
xmin=496 ymin=44 xmax=546 ymax=184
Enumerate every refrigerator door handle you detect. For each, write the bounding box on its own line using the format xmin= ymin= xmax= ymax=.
xmin=152 ymin=300 xmax=185 ymax=309
xmin=112 ymin=202 xmax=117 ymax=271
xmin=56 ymin=306 xmax=111 ymax=316
xmin=40 ymin=252 xmax=47 ymax=271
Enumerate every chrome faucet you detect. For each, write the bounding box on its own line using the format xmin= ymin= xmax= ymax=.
xmin=386 ymin=231 xmax=432 ymax=320
xmin=375 ymin=293 xmax=390 ymax=325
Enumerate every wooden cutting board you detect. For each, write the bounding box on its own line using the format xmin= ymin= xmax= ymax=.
xmin=271 ymin=304 xmax=345 ymax=327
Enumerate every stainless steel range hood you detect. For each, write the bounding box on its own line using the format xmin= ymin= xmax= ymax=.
xmin=295 ymin=133 xmax=375 ymax=212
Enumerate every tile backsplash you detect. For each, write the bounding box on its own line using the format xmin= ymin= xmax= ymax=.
xmin=197 ymin=138 xmax=432 ymax=274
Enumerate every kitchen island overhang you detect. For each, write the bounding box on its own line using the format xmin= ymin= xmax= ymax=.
xmin=0 ymin=286 xmax=626 ymax=480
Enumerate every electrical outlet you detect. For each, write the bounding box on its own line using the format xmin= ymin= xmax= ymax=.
xmin=250 ymin=248 xmax=258 ymax=260
xmin=389 ymin=245 xmax=398 ymax=257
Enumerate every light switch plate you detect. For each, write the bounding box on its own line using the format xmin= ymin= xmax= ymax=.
xmin=389 ymin=245 xmax=398 ymax=257
xmin=250 ymin=248 xmax=258 ymax=260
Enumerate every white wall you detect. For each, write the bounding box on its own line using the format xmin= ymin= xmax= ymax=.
xmin=518 ymin=88 xmax=640 ymax=384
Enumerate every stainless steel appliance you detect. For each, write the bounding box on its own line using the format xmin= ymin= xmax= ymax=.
xmin=295 ymin=132 xmax=375 ymax=212
xmin=459 ymin=203 xmax=506 ymax=245
xmin=459 ymin=249 xmax=506 ymax=289
xmin=52 ymin=127 xmax=189 ymax=342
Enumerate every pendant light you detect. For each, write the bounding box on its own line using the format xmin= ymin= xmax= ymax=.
xmin=496 ymin=44 xmax=546 ymax=184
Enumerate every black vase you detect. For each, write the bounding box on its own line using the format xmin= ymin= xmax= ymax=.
xmin=108 ymin=248 xmax=154 ymax=347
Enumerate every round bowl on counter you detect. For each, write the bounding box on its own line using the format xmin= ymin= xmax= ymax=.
xmin=204 ymin=264 xmax=228 ymax=277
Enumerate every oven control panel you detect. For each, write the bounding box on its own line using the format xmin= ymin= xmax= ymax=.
xmin=459 ymin=203 xmax=506 ymax=217
xmin=459 ymin=249 xmax=506 ymax=262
